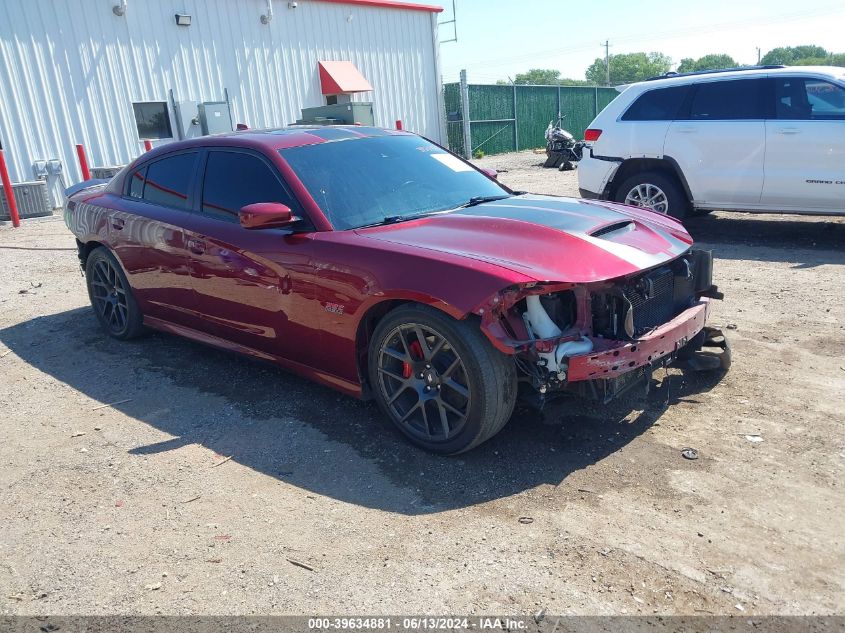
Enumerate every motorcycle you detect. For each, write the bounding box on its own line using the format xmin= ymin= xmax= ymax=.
xmin=543 ymin=116 xmax=585 ymax=171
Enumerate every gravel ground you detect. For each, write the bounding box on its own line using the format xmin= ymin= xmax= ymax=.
xmin=1 ymin=153 xmax=843 ymax=616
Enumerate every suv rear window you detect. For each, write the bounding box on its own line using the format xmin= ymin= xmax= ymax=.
xmin=687 ymin=79 xmax=767 ymax=120
xmin=775 ymin=77 xmax=845 ymax=120
xmin=621 ymin=85 xmax=691 ymax=121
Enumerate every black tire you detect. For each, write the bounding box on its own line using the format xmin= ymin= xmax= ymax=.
xmin=85 ymin=247 xmax=145 ymax=340
xmin=614 ymin=170 xmax=689 ymax=221
xmin=543 ymin=153 xmax=560 ymax=168
xmin=368 ymin=304 xmax=517 ymax=455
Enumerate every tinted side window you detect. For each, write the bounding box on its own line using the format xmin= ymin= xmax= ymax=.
xmin=687 ymin=79 xmax=767 ymax=120
xmin=201 ymin=151 xmax=293 ymax=222
xmin=621 ymin=85 xmax=691 ymax=121
xmin=143 ymin=153 xmax=198 ymax=210
xmin=127 ymin=166 xmax=147 ymax=199
xmin=775 ymin=77 xmax=845 ymax=120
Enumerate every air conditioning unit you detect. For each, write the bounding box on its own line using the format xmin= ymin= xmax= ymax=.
xmin=297 ymin=103 xmax=375 ymax=126
xmin=0 ymin=180 xmax=52 ymax=220
xmin=90 ymin=165 xmax=125 ymax=179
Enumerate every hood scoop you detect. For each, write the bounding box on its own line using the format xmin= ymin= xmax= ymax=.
xmin=591 ymin=220 xmax=635 ymax=238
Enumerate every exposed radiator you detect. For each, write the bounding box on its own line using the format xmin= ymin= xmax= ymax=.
xmin=624 ymin=267 xmax=675 ymax=335
xmin=0 ymin=180 xmax=52 ymax=220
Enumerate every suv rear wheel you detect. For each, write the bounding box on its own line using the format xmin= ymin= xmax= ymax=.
xmin=614 ymin=171 xmax=689 ymax=220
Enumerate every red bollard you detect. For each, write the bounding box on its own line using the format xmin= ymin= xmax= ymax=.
xmin=143 ymin=139 xmax=153 ymax=152
xmin=0 ymin=150 xmax=21 ymax=228
xmin=395 ymin=120 xmax=403 ymax=130
xmin=75 ymin=143 xmax=91 ymax=181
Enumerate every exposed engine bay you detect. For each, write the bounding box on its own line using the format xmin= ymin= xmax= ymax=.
xmin=478 ymin=249 xmax=729 ymax=405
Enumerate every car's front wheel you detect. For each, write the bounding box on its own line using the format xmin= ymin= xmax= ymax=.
xmin=85 ymin=247 xmax=144 ymax=340
xmin=615 ymin=171 xmax=689 ymax=220
xmin=369 ymin=304 xmax=517 ymax=454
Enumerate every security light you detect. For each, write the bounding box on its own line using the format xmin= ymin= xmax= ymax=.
xmin=174 ymin=13 xmax=191 ymax=26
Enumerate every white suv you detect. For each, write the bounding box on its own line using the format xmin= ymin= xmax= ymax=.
xmin=577 ymin=66 xmax=845 ymax=220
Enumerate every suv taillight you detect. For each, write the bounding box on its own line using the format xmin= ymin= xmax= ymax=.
xmin=584 ymin=129 xmax=602 ymax=142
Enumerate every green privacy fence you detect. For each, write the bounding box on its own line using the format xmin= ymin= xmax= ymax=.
xmin=444 ymin=82 xmax=619 ymax=157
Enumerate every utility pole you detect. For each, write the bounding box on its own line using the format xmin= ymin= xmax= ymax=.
xmin=756 ymin=47 xmax=761 ymax=65
xmin=459 ymin=69 xmax=472 ymax=159
xmin=602 ymin=40 xmax=611 ymax=86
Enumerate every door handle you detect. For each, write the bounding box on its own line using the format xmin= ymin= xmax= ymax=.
xmin=187 ymin=238 xmax=206 ymax=255
xmin=111 ymin=217 xmax=125 ymax=230
xmin=778 ymin=128 xmax=800 ymax=135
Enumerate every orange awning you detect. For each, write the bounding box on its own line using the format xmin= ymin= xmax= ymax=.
xmin=318 ymin=61 xmax=373 ymax=95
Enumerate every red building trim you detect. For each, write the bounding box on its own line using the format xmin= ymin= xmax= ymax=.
xmin=315 ymin=0 xmax=443 ymax=13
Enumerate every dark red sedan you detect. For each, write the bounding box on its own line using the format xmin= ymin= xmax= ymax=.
xmin=64 ymin=126 xmax=728 ymax=454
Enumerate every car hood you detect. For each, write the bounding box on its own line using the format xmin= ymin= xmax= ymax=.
xmin=355 ymin=194 xmax=694 ymax=283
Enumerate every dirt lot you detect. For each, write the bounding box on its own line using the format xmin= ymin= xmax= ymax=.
xmin=1 ymin=152 xmax=843 ymax=616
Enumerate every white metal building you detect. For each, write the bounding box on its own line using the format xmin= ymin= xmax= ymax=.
xmin=0 ymin=0 xmax=445 ymax=200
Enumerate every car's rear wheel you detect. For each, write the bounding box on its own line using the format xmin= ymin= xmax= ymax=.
xmin=615 ymin=171 xmax=689 ymax=220
xmin=369 ymin=304 xmax=517 ymax=454
xmin=85 ymin=247 xmax=144 ymax=340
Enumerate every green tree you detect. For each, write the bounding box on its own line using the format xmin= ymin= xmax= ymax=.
xmin=514 ymin=68 xmax=561 ymax=85
xmin=557 ymin=78 xmax=594 ymax=86
xmin=792 ymin=56 xmax=830 ymax=66
xmin=677 ymin=53 xmax=738 ymax=73
xmin=792 ymin=52 xmax=845 ymax=67
xmin=677 ymin=58 xmax=695 ymax=73
xmin=585 ymin=52 xmax=672 ymax=85
xmin=761 ymin=45 xmax=828 ymax=65
xmin=495 ymin=69 xmax=594 ymax=86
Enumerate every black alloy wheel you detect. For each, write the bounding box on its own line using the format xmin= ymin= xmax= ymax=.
xmin=85 ymin=247 xmax=144 ymax=340
xmin=377 ymin=322 xmax=471 ymax=443
xmin=369 ymin=304 xmax=517 ymax=454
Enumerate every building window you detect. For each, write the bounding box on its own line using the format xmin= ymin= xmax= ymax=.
xmin=132 ymin=102 xmax=173 ymax=139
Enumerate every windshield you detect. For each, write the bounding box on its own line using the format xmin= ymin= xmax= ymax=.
xmin=280 ymin=134 xmax=509 ymax=230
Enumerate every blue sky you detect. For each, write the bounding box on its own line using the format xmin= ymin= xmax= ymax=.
xmin=424 ymin=0 xmax=845 ymax=83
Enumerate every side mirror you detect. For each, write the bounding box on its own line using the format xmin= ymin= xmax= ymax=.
xmin=480 ymin=167 xmax=498 ymax=180
xmin=239 ymin=202 xmax=296 ymax=230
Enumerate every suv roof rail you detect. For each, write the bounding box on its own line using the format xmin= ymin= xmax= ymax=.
xmin=644 ymin=65 xmax=786 ymax=81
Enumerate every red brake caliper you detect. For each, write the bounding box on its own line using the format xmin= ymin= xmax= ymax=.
xmin=402 ymin=340 xmax=424 ymax=379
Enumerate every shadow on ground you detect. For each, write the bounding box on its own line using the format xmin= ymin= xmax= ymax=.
xmin=1 ymin=308 xmax=725 ymax=515
xmin=685 ymin=213 xmax=845 ymax=266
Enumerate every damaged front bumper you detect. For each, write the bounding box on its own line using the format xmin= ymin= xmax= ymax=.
xmin=566 ymin=298 xmax=713 ymax=382
xmin=476 ymin=249 xmax=731 ymax=405
xmin=562 ymin=301 xmax=731 ymax=402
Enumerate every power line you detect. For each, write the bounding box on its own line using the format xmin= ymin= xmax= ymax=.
xmin=441 ymin=4 xmax=844 ymax=75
